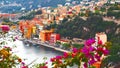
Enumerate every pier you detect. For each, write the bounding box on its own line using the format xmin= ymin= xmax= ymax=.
xmin=21 ymin=39 xmax=70 ymax=53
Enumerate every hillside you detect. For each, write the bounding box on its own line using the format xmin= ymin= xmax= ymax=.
xmin=50 ymin=16 xmax=120 ymax=44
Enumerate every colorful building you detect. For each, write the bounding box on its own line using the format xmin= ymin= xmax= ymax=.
xmin=50 ymin=34 xmax=60 ymax=43
xmin=40 ymin=30 xmax=54 ymax=42
xmin=19 ymin=21 xmax=34 ymax=39
xmin=95 ymin=32 xmax=107 ymax=44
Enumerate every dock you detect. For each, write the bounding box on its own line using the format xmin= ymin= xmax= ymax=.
xmin=22 ymin=39 xmax=70 ymax=53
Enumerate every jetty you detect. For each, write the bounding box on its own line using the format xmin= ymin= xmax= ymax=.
xmin=21 ymin=39 xmax=70 ymax=53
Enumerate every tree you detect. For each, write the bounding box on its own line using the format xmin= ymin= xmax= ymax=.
xmin=19 ymin=11 xmax=36 ymax=20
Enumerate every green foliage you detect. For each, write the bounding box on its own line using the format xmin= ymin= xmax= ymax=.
xmin=107 ymin=4 xmax=120 ymax=19
xmin=1 ymin=22 xmax=14 ymax=26
xmin=62 ymin=43 xmax=70 ymax=49
xmin=100 ymin=7 xmax=106 ymax=12
xmin=79 ymin=12 xmax=85 ymax=16
xmin=72 ymin=43 xmax=84 ymax=49
xmin=56 ymin=15 xmax=119 ymax=40
xmin=56 ymin=41 xmax=61 ymax=45
xmin=108 ymin=5 xmax=120 ymax=11
xmin=0 ymin=47 xmax=21 ymax=68
xmin=107 ymin=11 xmax=120 ymax=19
xmin=2 ymin=18 xmax=10 ymax=23
xmin=19 ymin=11 xmax=36 ymax=20
xmin=101 ymin=42 xmax=120 ymax=67
xmin=35 ymin=10 xmax=42 ymax=15
xmin=54 ymin=15 xmax=120 ymax=67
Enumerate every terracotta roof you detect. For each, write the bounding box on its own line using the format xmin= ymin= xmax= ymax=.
xmin=0 ymin=14 xmax=17 ymax=18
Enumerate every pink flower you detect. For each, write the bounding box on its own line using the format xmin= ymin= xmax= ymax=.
xmin=45 ymin=62 xmax=48 ymax=64
xmin=72 ymin=48 xmax=78 ymax=53
xmin=21 ymin=66 xmax=28 ymax=68
xmin=50 ymin=58 xmax=55 ymax=62
xmin=103 ymin=49 xmax=109 ymax=55
xmin=82 ymin=47 xmax=89 ymax=54
xmin=83 ymin=63 xmax=87 ymax=68
xmin=95 ymin=54 xmax=101 ymax=61
xmin=58 ymin=60 xmax=62 ymax=64
xmin=55 ymin=56 xmax=62 ymax=60
xmin=82 ymin=46 xmax=94 ymax=55
xmin=63 ymin=52 xmax=69 ymax=58
xmin=98 ymin=40 xmax=102 ymax=45
xmin=85 ymin=53 xmax=92 ymax=59
xmin=15 ymin=36 xmax=18 ymax=40
xmin=1 ymin=25 xmax=10 ymax=32
xmin=97 ymin=47 xmax=103 ymax=52
xmin=40 ymin=66 xmax=48 ymax=68
xmin=88 ymin=46 xmax=95 ymax=52
xmin=88 ymin=58 xmax=96 ymax=65
xmin=72 ymin=53 xmax=77 ymax=58
xmin=85 ymin=38 xmax=95 ymax=46
xmin=21 ymin=62 xmax=25 ymax=65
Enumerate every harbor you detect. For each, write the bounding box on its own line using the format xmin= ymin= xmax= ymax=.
xmin=22 ymin=39 xmax=70 ymax=53
xmin=0 ymin=36 xmax=64 ymax=68
xmin=0 ymin=30 xmax=69 ymax=68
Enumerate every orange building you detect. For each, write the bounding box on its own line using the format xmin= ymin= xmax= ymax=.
xmin=40 ymin=30 xmax=54 ymax=42
xmin=19 ymin=21 xmax=33 ymax=39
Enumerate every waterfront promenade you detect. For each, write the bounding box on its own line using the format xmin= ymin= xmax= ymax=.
xmin=21 ymin=38 xmax=70 ymax=53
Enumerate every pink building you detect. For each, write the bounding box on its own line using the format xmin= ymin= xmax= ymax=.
xmin=50 ymin=34 xmax=60 ymax=43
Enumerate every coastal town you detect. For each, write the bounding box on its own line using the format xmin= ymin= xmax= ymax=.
xmin=0 ymin=0 xmax=120 ymax=68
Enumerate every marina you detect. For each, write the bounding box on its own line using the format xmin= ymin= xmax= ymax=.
xmin=0 ymin=30 xmax=67 ymax=67
xmin=2 ymin=38 xmax=64 ymax=68
xmin=22 ymin=39 xmax=70 ymax=53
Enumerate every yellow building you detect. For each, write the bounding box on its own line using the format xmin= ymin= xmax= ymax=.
xmin=32 ymin=26 xmax=36 ymax=34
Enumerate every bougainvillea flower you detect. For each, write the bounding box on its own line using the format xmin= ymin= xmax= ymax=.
xmin=97 ymin=47 xmax=103 ymax=52
xmin=50 ymin=38 xmax=110 ymax=68
xmin=88 ymin=46 xmax=95 ymax=52
xmin=40 ymin=66 xmax=48 ymax=68
xmin=82 ymin=47 xmax=89 ymax=54
xmin=21 ymin=62 xmax=25 ymax=65
xmin=55 ymin=56 xmax=62 ymax=60
xmin=45 ymin=62 xmax=48 ymax=64
xmin=103 ymin=49 xmax=109 ymax=55
xmin=95 ymin=54 xmax=101 ymax=61
xmin=72 ymin=48 xmax=78 ymax=53
xmin=21 ymin=66 xmax=28 ymax=68
xmin=58 ymin=60 xmax=62 ymax=64
xmin=63 ymin=52 xmax=69 ymax=58
xmin=88 ymin=58 xmax=96 ymax=65
xmin=83 ymin=63 xmax=88 ymax=68
xmin=50 ymin=58 xmax=55 ymax=62
xmin=15 ymin=36 xmax=18 ymax=40
xmin=85 ymin=38 xmax=95 ymax=46
xmin=1 ymin=25 xmax=10 ymax=32
xmin=72 ymin=53 xmax=77 ymax=58
xmin=85 ymin=53 xmax=93 ymax=59
xmin=98 ymin=40 xmax=103 ymax=45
